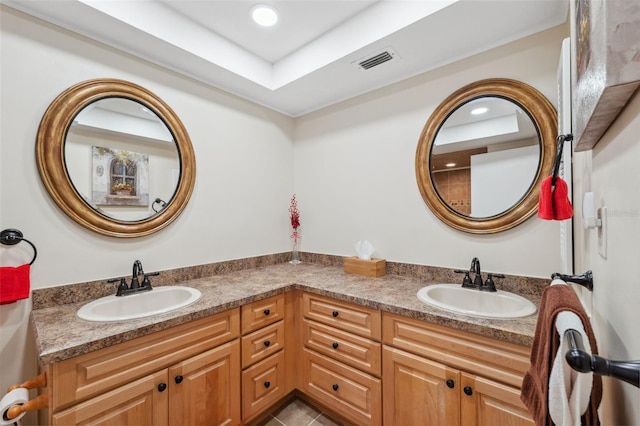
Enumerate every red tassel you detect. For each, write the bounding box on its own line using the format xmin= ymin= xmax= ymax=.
xmin=538 ymin=176 xmax=574 ymax=221
xmin=538 ymin=176 xmax=554 ymax=220
xmin=0 ymin=264 xmax=31 ymax=304
xmin=552 ymin=177 xmax=573 ymax=220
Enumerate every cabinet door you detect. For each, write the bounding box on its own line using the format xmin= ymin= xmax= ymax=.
xmin=52 ymin=370 xmax=168 ymax=425
xmin=383 ymin=346 xmax=460 ymax=426
xmin=168 ymin=340 xmax=241 ymax=426
xmin=460 ymin=372 xmax=534 ymax=426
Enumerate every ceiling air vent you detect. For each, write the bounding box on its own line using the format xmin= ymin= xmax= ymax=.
xmin=354 ymin=47 xmax=398 ymax=70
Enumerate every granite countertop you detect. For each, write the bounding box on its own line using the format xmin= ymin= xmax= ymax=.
xmin=31 ymin=263 xmax=540 ymax=365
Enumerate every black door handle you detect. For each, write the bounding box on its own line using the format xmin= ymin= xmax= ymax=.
xmin=332 ymin=311 xmax=339 ymax=317
xmin=263 ymin=309 xmax=270 ymax=315
xmin=446 ymin=379 xmax=454 ymax=388
xmin=264 ymin=340 xmax=271 ymax=347
xmin=332 ymin=342 xmax=339 ymax=349
xmin=158 ymin=383 xmax=167 ymax=392
xmin=464 ymin=386 xmax=473 ymax=396
xmin=332 ymin=384 xmax=339 ymax=391
xmin=174 ymin=375 xmax=183 ymax=384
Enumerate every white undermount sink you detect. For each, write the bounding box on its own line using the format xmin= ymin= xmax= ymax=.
xmin=77 ymin=286 xmax=201 ymax=322
xmin=417 ymin=284 xmax=536 ymax=319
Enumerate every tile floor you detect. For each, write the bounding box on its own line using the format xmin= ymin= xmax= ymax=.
xmin=256 ymin=398 xmax=342 ymax=426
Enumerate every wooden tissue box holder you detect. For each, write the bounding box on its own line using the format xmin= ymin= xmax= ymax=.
xmin=344 ymin=257 xmax=386 ymax=277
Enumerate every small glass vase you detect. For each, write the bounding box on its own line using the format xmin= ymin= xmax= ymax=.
xmin=290 ymin=230 xmax=301 ymax=265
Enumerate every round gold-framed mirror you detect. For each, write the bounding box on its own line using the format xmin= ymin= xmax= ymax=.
xmin=36 ymin=79 xmax=196 ymax=238
xmin=415 ymin=78 xmax=557 ymax=234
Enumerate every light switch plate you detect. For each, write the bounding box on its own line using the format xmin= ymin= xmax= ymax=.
xmin=598 ymin=206 xmax=607 ymax=259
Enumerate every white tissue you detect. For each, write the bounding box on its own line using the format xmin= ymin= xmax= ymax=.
xmin=355 ymin=240 xmax=376 ymax=260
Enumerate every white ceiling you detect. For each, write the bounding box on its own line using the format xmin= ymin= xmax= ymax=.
xmin=4 ymin=0 xmax=569 ymax=117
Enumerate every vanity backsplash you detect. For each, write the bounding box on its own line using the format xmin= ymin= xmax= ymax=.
xmin=32 ymin=252 xmax=549 ymax=310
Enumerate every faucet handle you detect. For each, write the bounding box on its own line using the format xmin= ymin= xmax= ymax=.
xmin=480 ymin=273 xmax=504 ymax=292
xmin=142 ymin=272 xmax=160 ymax=289
xmin=454 ymin=270 xmax=474 ymax=288
xmin=108 ymin=277 xmax=129 ymax=296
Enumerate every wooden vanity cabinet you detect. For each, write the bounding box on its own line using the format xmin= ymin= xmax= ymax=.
xmin=47 ymin=309 xmax=241 ymax=426
xmin=382 ymin=312 xmax=533 ymax=426
xmin=460 ymin=372 xmax=534 ymax=426
xmin=240 ymin=293 xmax=294 ymax=422
xmin=382 ymin=346 xmax=460 ymax=425
xmin=301 ymin=292 xmax=382 ymax=425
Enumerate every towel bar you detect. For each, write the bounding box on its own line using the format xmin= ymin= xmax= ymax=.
xmin=551 ymin=271 xmax=593 ymax=291
xmin=0 ymin=228 xmax=37 ymax=265
xmin=565 ymin=329 xmax=640 ymax=388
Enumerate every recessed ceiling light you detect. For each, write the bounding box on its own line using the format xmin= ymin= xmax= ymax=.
xmin=471 ymin=107 xmax=488 ymax=115
xmin=446 ymin=162 xmax=457 ymax=168
xmin=252 ymin=4 xmax=279 ymax=27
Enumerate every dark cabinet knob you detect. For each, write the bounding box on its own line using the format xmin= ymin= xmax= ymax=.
xmin=263 ymin=309 xmax=270 ymax=315
xmin=446 ymin=379 xmax=454 ymax=389
xmin=463 ymin=386 xmax=473 ymax=396
xmin=332 ymin=311 xmax=339 ymax=317
xmin=175 ymin=375 xmax=183 ymax=384
xmin=332 ymin=342 xmax=339 ymax=349
xmin=332 ymin=384 xmax=339 ymax=391
xmin=157 ymin=383 xmax=167 ymax=392
xmin=264 ymin=340 xmax=271 ymax=347
xmin=264 ymin=381 xmax=271 ymax=388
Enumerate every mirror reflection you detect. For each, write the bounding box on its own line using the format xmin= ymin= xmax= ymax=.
xmin=65 ymin=98 xmax=180 ymax=222
xmin=431 ymin=97 xmax=540 ymax=218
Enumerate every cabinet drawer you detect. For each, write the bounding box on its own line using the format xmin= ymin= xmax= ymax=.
xmin=302 ymin=348 xmax=381 ymax=426
xmin=242 ymin=320 xmax=285 ymax=368
xmin=50 ymin=309 xmax=239 ymax=412
xmin=382 ymin=312 xmax=530 ymax=388
xmin=241 ymin=294 xmax=285 ymax=334
xmin=242 ymin=350 xmax=286 ymax=421
xmin=302 ymin=293 xmax=381 ymax=340
xmin=52 ymin=370 xmax=168 ymax=425
xmin=303 ymin=319 xmax=381 ymax=376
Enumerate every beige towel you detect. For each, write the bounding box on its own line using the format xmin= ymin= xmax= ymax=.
xmin=549 ymin=311 xmax=593 ymax=426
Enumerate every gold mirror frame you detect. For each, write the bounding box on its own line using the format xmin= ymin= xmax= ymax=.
xmin=36 ymin=79 xmax=196 ymax=238
xmin=415 ymin=78 xmax=557 ymax=234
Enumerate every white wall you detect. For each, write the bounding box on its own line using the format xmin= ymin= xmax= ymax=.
xmin=294 ymin=26 xmax=567 ymax=278
xmin=572 ymin=92 xmax=640 ymax=425
xmin=471 ymin=145 xmax=539 ymax=217
xmin=0 ymin=7 xmax=295 ymax=407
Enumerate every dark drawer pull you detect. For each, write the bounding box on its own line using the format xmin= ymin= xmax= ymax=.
xmin=332 ymin=384 xmax=339 ymax=391
xmin=446 ymin=379 xmax=454 ymax=389
xmin=464 ymin=386 xmax=473 ymax=396
xmin=264 ymin=309 xmax=271 ymax=315
xmin=264 ymin=381 xmax=271 ymax=388
xmin=332 ymin=311 xmax=339 ymax=317
xmin=157 ymin=383 xmax=167 ymax=392
xmin=175 ymin=375 xmax=183 ymax=384
xmin=332 ymin=342 xmax=339 ymax=349
xmin=264 ymin=340 xmax=271 ymax=347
